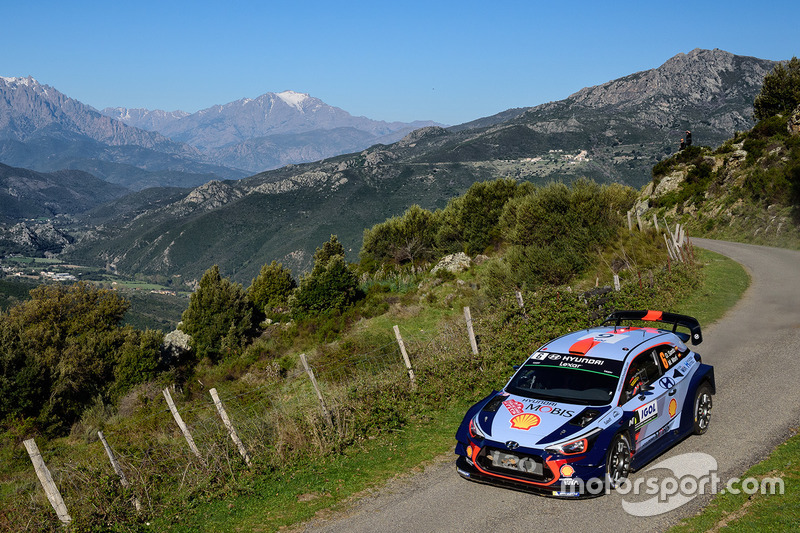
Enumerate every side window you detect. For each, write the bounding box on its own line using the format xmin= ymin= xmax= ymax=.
xmin=654 ymin=344 xmax=690 ymax=371
xmin=620 ymin=350 xmax=662 ymax=404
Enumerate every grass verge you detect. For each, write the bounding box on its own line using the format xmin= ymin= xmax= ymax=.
xmin=677 ymin=248 xmax=751 ymax=326
xmin=668 ymin=428 xmax=800 ymax=532
xmin=147 ymin=401 xmax=474 ymax=532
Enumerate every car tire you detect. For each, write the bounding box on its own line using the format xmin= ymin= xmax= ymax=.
xmin=605 ymin=432 xmax=631 ymax=489
xmin=693 ymin=382 xmax=713 ymax=435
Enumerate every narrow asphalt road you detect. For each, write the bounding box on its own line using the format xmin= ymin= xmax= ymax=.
xmin=301 ymin=239 xmax=800 ymax=533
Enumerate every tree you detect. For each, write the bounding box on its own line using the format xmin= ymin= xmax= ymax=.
xmin=360 ymin=205 xmax=439 ymax=269
xmin=248 ymin=261 xmax=296 ymax=314
xmin=293 ymin=236 xmax=363 ymax=316
xmin=436 ymin=178 xmax=533 ymax=255
xmin=497 ymin=180 xmax=635 ymax=288
xmin=181 ymin=265 xmax=256 ymax=362
xmin=754 ymin=57 xmax=800 ymax=122
xmin=0 ymin=283 xmax=154 ymax=435
xmin=314 ymin=234 xmax=346 ymax=266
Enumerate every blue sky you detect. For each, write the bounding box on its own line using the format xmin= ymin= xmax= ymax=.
xmin=3 ymin=0 xmax=798 ymax=125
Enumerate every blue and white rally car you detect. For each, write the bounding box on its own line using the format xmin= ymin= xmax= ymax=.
xmin=455 ymin=310 xmax=714 ymax=497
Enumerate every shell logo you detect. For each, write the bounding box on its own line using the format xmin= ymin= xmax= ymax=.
xmin=669 ymin=398 xmax=677 ymax=417
xmin=560 ymin=464 xmax=575 ymax=477
xmin=510 ymin=413 xmax=541 ymax=430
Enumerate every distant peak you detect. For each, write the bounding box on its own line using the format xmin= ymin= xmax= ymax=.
xmin=0 ymin=75 xmax=38 ymax=86
xmin=276 ymin=90 xmax=310 ymax=110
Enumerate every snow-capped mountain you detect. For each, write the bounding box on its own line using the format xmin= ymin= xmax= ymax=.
xmin=101 ymin=90 xmax=441 ymax=172
xmin=0 ymin=76 xmax=243 ymax=189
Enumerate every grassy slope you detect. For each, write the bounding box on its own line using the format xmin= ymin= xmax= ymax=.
xmin=148 ymin=248 xmax=751 ymax=532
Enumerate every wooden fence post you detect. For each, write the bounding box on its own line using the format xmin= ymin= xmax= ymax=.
xmin=393 ymin=325 xmax=417 ymax=389
xmin=464 ymin=307 xmax=479 ymax=355
xmin=163 ymin=387 xmax=205 ymax=464
xmin=209 ymin=388 xmax=252 ymax=467
xmin=663 ymin=233 xmax=677 ymax=262
xmin=299 ymin=353 xmax=333 ymax=427
xmin=636 ymin=210 xmax=643 ymax=231
xmin=515 ymin=290 xmax=525 ymax=309
xmin=652 ymin=213 xmax=659 ymax=232
xmin=98 ymin=431 xmax=142 ymax=511
xmin=23 ymin=438 xmax=72 ymax=524
xmin=627 ymin=210 xmax=633 ymax=231
xmin=613 ymin=274 xmax=621 ymax=292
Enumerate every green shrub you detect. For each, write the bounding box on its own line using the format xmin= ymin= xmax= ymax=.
xmin=248 ymin=260 xmax=297 ymax=315
xmin=360 ymin=206 xmax=440 ymax=269
xmin=292 ymin=236 xmax=364 ymax=318
xmin=180 ymin=265 xmax=257 ymax=363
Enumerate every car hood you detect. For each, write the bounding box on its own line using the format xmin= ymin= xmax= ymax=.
xmin=475 ymin=392 xmax=597 ymax=447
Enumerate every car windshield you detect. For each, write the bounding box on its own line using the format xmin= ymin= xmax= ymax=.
xmin=505 ymin=353 xmax=622 ymax=405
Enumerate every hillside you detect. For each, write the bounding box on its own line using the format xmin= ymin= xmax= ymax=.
xmin=64 ymin=49 xmax=779 ymax=284
xmin=0 ymin=162 xmax=128 ymax=221
xmin=632 ymin=103 xmax=800 ymax=248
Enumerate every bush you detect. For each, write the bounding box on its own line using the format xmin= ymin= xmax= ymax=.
xmin=435 ymin=178 xmax=533 ymax=255
xmin=492 ymin=179 xmax=635 ymax=288
xmin=360 ymin=206 xmax=439 ymax=269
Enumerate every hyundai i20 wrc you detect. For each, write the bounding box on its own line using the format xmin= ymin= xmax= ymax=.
xmin=455 ymin=310 xmax=715 ymax=497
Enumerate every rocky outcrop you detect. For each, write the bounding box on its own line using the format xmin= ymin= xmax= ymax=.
xmin=789 ymin=106 xmax=800 ymax=135
xmin=431 ymin=252 xmax=471 ymax=274
xmin=162 ymin=329 xmax=192 ymax=366
xmin=0 ymin=221 xmax=73 ymax=254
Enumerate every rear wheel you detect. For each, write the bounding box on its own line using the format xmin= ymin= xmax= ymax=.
xmin=605 ymin=433 xmax=631 ymax=489
xmin=693 ymin=382 xmax=713 ymax=434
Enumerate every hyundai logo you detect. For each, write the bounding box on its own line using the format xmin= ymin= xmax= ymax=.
xmin=659 ymin=376 xmax=676 ymax=389
xmin=506 ymin=440 xmax=520 ymax=450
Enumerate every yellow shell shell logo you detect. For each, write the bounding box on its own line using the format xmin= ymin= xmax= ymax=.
xmin=510 ymin=413 xmax=541 ymax=430
xmin=669 ymin=398 xmax=677 ymax=417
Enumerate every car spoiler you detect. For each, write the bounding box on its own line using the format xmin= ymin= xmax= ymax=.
xmin=603 ymin=310 xmax=702 ymax=345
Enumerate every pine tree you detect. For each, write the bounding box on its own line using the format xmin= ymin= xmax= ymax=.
xmin=181 ymin=265 xmax=255 ymax=362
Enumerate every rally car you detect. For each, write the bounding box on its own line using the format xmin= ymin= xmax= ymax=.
xmin=455 ymin=310 xmax=714 ymax=497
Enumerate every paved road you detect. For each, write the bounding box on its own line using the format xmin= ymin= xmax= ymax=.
xmin=302 ymin=239 xmax=800 ymax=533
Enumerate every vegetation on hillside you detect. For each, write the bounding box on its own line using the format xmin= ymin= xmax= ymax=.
xmin=641 ymin=57 xmax=800 ymax=247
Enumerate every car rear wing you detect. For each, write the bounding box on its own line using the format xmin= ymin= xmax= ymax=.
xmin=603 ymin=310 xmax=702 ymax=345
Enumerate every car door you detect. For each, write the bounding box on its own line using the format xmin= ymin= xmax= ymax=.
xmin=652 ymin=343 xmax=693 ymax=433
xmin=620 ymin=348 xmax=670 ymax=453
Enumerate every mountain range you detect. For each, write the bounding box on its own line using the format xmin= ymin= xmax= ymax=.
xmin=61 ymin=49 xmax=778 ymax=284
xmin=101 ymin=91 xmax=440 ymax=173
xmin=0 ymin=78 xmax=439 ymax=190
xmin=0 ymin=49 xmax=781 ymax=283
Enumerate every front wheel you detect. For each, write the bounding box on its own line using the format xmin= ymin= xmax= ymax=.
xmin=605 ymin=433 xmax=631 ymax=489
xmin=693 ymin=382 xmax=713 ymax=434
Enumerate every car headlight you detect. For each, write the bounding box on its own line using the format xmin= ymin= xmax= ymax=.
xmin=469 ymin=416 xmax=486 ymax=440
xmin=545 ymin=428 xmax=601 ymax=455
